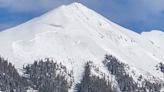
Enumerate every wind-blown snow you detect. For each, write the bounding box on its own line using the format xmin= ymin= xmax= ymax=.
xmin=0 ymin=2 xmax=164 ymax=91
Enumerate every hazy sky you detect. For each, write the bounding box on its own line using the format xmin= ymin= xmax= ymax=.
xmin=0 ymin=0 xmax=164 ymax=33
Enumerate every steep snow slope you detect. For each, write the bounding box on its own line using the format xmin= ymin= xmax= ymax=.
xmin=142 ymin=30 xmax=164 ymax=50
xmin=0 ymin=2 xmax=164 ymax=91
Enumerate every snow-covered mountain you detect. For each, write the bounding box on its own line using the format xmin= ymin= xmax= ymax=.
xmin=142 ymin=30 xmax=164 ymax=51
xmin=0 ymin=2 xmax=164 ymax=92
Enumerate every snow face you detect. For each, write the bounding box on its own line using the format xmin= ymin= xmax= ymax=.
xmin=0 ymin=2 xmax=164 ymax=91
xmin=142 ymin=30 xmax=164 ymax=50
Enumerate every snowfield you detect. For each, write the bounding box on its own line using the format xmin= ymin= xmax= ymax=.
xmin=142 ymin=30 xmax=164 ymax=51
xmin=0 ymin=2 xmax=164 ymax=92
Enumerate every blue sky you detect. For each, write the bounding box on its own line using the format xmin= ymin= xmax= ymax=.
xmin=0 ymin=0 xmax=164 ymax=33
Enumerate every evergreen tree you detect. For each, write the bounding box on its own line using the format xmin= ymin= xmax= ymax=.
xmin=23 ymin=59 xmax=73 ymax=92
xmin=79 ymin=61 xmax=113 ymax=92
xmin=0 ymin=57 xmax=27 ymax=92
xmin=103 ymin=55 xmax=161 ymax=92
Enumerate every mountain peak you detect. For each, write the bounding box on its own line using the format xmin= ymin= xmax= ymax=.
xmin=67 ymin=2 xmax=86 ymax=8
xmin=0 ymin=2 xmax=164 ymax=91
xmin=40 ymin=2 xmax=92 ymax=22
xmin=69 ymin=2 xmax=82 ymax=6
xmin=60 ymin=2 xmax=91 ymax=13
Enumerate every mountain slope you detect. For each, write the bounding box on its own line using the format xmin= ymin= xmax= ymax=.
xmin=0 ymin=2 xmax=164 ymax=92
xmin=142 ymin=30 xmax=164 ymax=50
